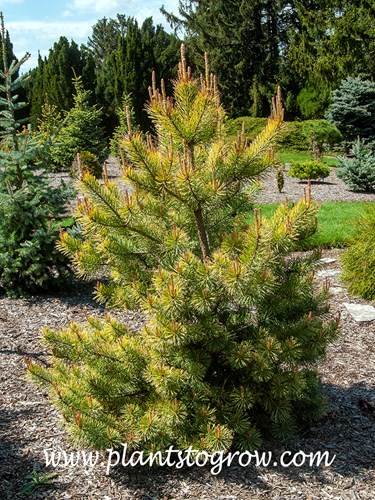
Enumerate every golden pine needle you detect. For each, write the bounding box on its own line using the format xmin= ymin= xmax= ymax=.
xmin=204 ymin=52 xmax=209 ymax=87
xmin=126 ymin=106 xmax=132 ymax=138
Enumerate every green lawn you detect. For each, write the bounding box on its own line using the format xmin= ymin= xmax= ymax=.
xmin=253 ymin=201 xmax=370 ymax=249
xmin=279 ymin=150 xmax=339 ymax=166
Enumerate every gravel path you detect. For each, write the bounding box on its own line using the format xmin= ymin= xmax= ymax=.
xmin=48 ymin=157 xmax=375 ymax=205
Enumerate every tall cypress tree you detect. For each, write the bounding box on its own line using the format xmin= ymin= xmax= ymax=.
xmin=94 ymin=16 xmax=180 ymax=135
xmin=29 ymin=54 xmax=46 ymax=128
xmin=29 ymin=37 xmax=96 ymax=127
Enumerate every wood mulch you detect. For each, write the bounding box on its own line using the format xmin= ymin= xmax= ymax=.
xmin=0 ymin=164 xmax=374 ymax=499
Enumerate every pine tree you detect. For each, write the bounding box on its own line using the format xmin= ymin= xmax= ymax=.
xmin=109 ymin=93 xmax=136 ymax=158
xmin=0 ymin=13 xmax=72 ymax=296
xmin=29 ymin=47 xmax=339 ymax=452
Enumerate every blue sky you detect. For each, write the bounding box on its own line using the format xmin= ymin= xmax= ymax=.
xmin=1 ymin=0 xmax=180 ymax=71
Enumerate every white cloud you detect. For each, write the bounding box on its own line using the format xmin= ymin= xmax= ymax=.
xmin=7 ymin=19 xmax=93 ymax=41
xmin=66 ymin=0 xmax=134 ymax=17
xmin=6 ymin=19 xmax=94 ymax=71
xmin=64 ymin=0 xmax=179 ymax=25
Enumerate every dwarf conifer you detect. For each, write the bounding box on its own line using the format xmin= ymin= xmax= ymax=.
xmin=0 ymin=14 xmax=72 ymax=296
xmin=30 ymin=47 xmax=339 ymax=453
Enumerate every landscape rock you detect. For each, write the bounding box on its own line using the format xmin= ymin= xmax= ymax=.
xmin=317 ymin=269 xmax=341 ymax=279
xmin=343 ymin=303 xmax=375 ymax=322
xmin=318 ymin=257 xmax=338 ymax=265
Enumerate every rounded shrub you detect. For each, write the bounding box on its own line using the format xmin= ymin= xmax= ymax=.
xmin=280 ymin=120 xmax=343 ymax=151
xmin=341 ymin=205 xmax=375 ymax=300
xmin=226 ymin=118 xmax=342 ymax=152
xmin=288 ymin=161 xmax=331 ymax=181
xmin=73 ymin=151 xmax=102 ymax=179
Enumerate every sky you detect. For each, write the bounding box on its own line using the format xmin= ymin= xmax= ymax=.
xmin=0 ymin=0 xmax=180 ymax=72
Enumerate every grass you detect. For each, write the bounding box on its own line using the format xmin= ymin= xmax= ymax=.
xmin=279 ymin=150 xmax=340 ymax=166
xmin=253 ymin=201 xmax=371 ymax=249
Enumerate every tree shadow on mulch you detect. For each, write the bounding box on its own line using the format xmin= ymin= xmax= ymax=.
xmin=0 ymin=408 xmax=64 ymax=499
xmin=108 ymin=382 xmax=375 ymax=498
xmin=0 ymin=277 xmax=105 ymax=311
xmin=297 ymin=180 xmax=336 ymax=186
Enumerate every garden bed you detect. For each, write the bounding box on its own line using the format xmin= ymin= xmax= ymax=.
xmin=257 ymin=164 xmax=375 ymax=204
xmin=1 ymin=162 xmax=374 ymax=498
xmin=1 ymin=249 xmax=374 ymax=499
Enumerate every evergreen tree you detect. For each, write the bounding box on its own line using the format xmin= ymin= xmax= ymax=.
xmin=152 ymin=24 xmax=180 ymax=89
xmin=163 ymin=0 xmax=283 ymax=117
xmin=51 ymin=75 xmax=107 ymax=170
xmin=30 ymin=48 xmax=339 ymax=451
xmin=284 ymin=0 xmax=375 ymax=118
xmin=43 ymin=37 xmax=82 ymax=110
xmin=95 ymin=49 xmax=118 ymax=135
xmin=94 ymin=16 xmax=180 ymax=135
xmin=88 ymin=15 xmax=127 ymax=64
xmin=29 ymin=53 xmax=46 ymax=128
xmin=0 ymin=13 xmax=72 ymax=296
xmin=29 ymin=38 xmax=96 ymax=127
xmin=325 ymin=77 xmax=375 ymax=149
xmin=164 ymin=0 xmax=375 ymax=119
xmin=336 ymin=140 xmax=375 ymax=192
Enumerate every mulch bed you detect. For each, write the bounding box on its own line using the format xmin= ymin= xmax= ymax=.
xmin=1 ymin=164 xmax=374 ymax=499
xmin=257 ymin=163 xmax=375 ymax=204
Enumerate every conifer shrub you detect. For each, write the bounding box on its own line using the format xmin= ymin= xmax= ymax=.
xmin=0 ymin=16 xmax=73 ymax=296
xmin=336 ymin=140 xmax=375 ymax=192
xmin=276 ymin=165 xmax=285 ymax=192
xmin=288 ymin=161 xmax=330 ymax=181
xmin=296 ymin=84 xmax=331 ymax=120
xmin=280 ymin=121 xmax=342 ymax=151
xmin=51 ymin=76 xmax=107 ymax=171
xmin=72 ymin=151 xmax=102 ymax=179
xmin=228 ymin=118 xmax=342 ymax=152
xmin=325 ymin=77 xmax=375 ymax=150
xmin=29 ymin=47 xmax=339 ymax=454
xmin=341 ymin=205 xmax=375 ymax=300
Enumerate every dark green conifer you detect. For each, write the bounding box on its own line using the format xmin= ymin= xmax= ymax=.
xmin=0 ymin=13 xmax=72 ymax=296
xmin=51 ymin=75 xmax=107 ymax=169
